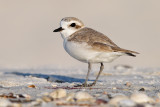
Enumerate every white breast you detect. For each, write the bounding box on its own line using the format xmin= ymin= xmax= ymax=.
xmin=63 ymin=40 xmax=97 ymax=63
xmin=63 ymin=40 xmax=123 ymax=63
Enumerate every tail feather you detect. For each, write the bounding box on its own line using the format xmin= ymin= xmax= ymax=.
xmin=126 ymin=52 xmax=136 ymax=57
xmin=111 ymin=47 xmax=139 ymax=57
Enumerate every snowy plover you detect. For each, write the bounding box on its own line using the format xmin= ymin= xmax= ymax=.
xmin=53 ymin=17 xmax=139 ymax=87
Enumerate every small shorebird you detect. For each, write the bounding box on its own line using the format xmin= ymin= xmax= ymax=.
xmin=53 ymin=17 xmax=139 ymax=87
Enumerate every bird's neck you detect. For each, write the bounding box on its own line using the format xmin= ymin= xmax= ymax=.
xmin=60 ymin=29 xmax=76 ymax=40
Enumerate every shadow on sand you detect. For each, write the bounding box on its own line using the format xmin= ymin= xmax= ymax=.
xmin=5 ymin=71 xmax=94 ymax=83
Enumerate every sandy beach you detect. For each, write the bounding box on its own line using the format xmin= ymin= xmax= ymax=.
xmin=0 ymin=66 xmax=160 ymax=106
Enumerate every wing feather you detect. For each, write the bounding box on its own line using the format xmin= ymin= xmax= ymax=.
xmin=68 ymin=27 xmax=119 ymax=47
xmin=68 ymin=27 xmax=139 ymax=55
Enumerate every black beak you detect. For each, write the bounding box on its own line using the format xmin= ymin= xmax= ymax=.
xmin=53 ymin=27 xmax=64 ymax=32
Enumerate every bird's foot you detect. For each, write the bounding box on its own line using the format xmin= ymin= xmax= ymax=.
xmin=74 ymin=83 xmax=87 ymax=87
xmin=87 ymin=82 xmax=96 ymax=87
xmin=74 ymin=82 xmax=96 ymax=87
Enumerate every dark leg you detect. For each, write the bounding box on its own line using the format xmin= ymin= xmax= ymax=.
xmin=89 ymin=63 xmax=104 ymax=86
xmin=74 ymin=62 xmax=92 ymax=87
xmin=83 ymin=62 xmax=91 ymax=87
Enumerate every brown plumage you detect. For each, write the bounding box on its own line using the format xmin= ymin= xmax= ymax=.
xmin=68 ymin=27 xmax=139 ymax=56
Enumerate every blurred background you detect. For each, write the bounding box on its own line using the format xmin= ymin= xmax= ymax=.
xmin=0 ymin=0 xmax=160 ymax=69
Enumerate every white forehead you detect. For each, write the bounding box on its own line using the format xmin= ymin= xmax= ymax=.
xmin=60 ymin=17 xmax=84 ymax=27
xmin=60 ymin=20 xmax=82 ymax=27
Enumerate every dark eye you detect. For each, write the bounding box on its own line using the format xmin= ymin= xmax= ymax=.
xmin=70 ymin=23 xmax=76 ymax=27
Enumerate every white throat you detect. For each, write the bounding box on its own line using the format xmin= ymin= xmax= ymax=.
xmin=60 ymin=29 xmax=76 ymax=39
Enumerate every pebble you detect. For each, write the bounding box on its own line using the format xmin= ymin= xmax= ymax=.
xmin=66 ymin=92 xmax=75 ymax=102
xmin=157 ymin=93 xmax=160 ymax=99
xmin=143 ymin=104 xmax=154 ymax=107
xmin=139 ymin=87 xmax=145 ymax=91
xmin=125 ymin=82 xmax=132 ymax=87
xmin=93 ymin=94 xmax=101 ymax=97
xmin=42 ymin=92 xmax=49 ymax=96
xmin=12 ymin=103 xmax=22 ymax=107
xmin=95 ymin=99 xmax=108 ymax=105
xmin=108 ymin=95 xmax=129 ymax=106
xmin=52 ymin=84 xmax=57 ymax=87
xmin=17 ymin=94 xmax=31 ymax=99
xmin=30 ymin=98 xmax=43 ymax=106
xmin=103 ymin=91 xmax=108 ymax=95
xmin=112 ymin=87 xmax=117 ymax=90
xmin=0 ymin=99 xmax=12 ymax=107
xmin=50 ymin=89 xmax=67 ymax=99
xmin=42 ymin=96 xmax=53 ymax=102
xmin=130 ymin=93 xmax=155 ymax=104
xmin=74 ymin=91 xmax=95 ymax=102
xmin=155 ymin=98 xmax=160 ymax=103
xmin=41 ymin=102 xmax=57 ymax=107
xmin=28 ymin=84 xmax=36 ymax=88
xmin=119 ymin=99 xmax=136 ymax=107
xmin=107 ymin=93 xmax=126 ymax=99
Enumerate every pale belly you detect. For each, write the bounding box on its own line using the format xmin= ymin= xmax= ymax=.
xmin=63 ymin=40 xmax=122 ymax=63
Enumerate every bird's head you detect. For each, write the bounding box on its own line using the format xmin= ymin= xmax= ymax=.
xmin=53 ymin=17 xmax=84 ymax=39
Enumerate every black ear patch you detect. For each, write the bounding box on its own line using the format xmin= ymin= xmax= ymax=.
xmin=70 ymin=23 xmax=76 ymax=27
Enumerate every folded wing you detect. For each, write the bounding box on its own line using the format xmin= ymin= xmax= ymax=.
xmin=68 ymin=27 xmax=139 ymax=57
